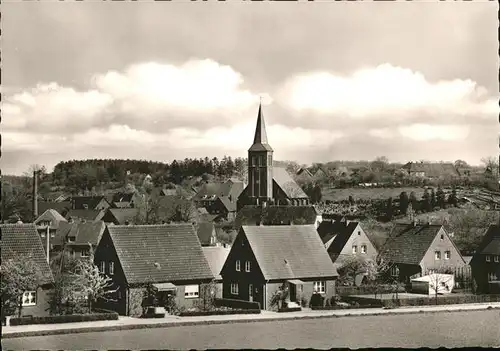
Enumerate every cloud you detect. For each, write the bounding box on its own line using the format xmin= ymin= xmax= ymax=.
xmin=398 ymin=124 xmax=470 ymax=141
xmin=277 ymin=63 xmax=496 ymax=121
xmin=2 ymin=59 xmax=262 ymax=135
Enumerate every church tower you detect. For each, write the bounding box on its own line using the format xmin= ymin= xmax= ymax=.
xmin=247 ymin=103 xmax=273 ymax=205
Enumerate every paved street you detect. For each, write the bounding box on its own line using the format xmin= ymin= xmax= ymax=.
xmin=4 ymin=309 xmax=500 ymax=350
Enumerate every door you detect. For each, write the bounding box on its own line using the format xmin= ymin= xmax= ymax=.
xmin=249 ymin=284 xmax=254 ymax=302
xmin=289 ymin=283 xmax=297 ymax=302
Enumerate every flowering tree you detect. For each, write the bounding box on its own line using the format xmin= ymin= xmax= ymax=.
xmin=1 ymin=255 xmax=43 ymax=318
xmin=69 ymin=245 xmax=118 ymax=313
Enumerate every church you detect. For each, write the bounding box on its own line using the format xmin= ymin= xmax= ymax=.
xmin=236 ymin=103 xmax=311 ymax=211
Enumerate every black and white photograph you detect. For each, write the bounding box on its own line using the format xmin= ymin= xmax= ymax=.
xmin=1 ymin=1 xmax=499 ymax=349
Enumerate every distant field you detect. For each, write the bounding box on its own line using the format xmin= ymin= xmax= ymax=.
xmin=322 ymin=187 xmax=426 ymax=202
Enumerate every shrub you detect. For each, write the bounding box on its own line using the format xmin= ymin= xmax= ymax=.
xmin=325 ymin=298 xmax=331 ymax=307
xmin=330 ymin=295 xmax=341 ymax=306
xmin=309 ymin=293 xmax=325 ymax=308
xmin=213 ymin=298 xmax=260 ymax=310
xmin=300 ymin=296 xmax=308 ymax=308
xmin=10 ymin=312 xmax=118 ymax=326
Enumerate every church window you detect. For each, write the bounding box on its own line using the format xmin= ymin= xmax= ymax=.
xmin=268 ymin=155 xmax=272 ymax=166
xmin=251 ymin=156 xmax=256 ymax=166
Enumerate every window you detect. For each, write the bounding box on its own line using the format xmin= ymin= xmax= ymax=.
xmin=245 ymin=261 xmax=251 ymax=272
xmin=313 ymin=281 xmax=326 ymax=294
xmin=434 ymin=251 xmax=441 ymax=260
xmin=268 ymin=155 xmax=272 ymax=166
xmin=40 ymin=232 xmax=46 ymax=238
xmin=486 ymin=255 xmax=491 ymax=262
xmin=83 ymin=204 xmax=89 ymax=210
xmin=444 ymin=251 xmax=451 ymax=260
xmin=358 ymin=231 xmax=361 ymax=236
xmin=260 ymin=155 xmax=265 ymax=166
xmin=99 ymin=261 xmax=105 ymax=273
xmin=81 ymin=249 xmax=90 ymax=258
xmin=361 ymin=245 xmax=367 ymax=254
xmin=488 ymin=273 xmax=498 ymax=281
xmin=236 ymin=260 xmax=241 ymax=272
xmin=251 ymin=157 xmax=256 ymax=166
xmin=184 ymin=285 xmax=199 ymax=298
xmin=440 ymin=234 xmax=444 ymax=240
xmin=352 ymin=245 xmax=358 ymax=254
xmin=109 ymin=261 xmax=115 ymax=275
xmin=22 ymin=291 xmax=37 ymax=306
xmin=495 ymin=256 xmax=499 ymax=263
xmin=68 ymin=236 xmax=75 ymax=243
xmin=391 ymin=265 xmax=399 ymax=277
xmin=231 ymin=283 xmax=239 ymax=295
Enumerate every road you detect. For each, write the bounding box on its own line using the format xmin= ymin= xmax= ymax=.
xmin=3 ymin=310 xmax=500 ymax=350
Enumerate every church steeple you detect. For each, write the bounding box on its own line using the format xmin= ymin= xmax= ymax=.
xmin=249 ymin=103 xmax=273 ymax=152
xmin=247 ymin=102 xmax=274 ymax=204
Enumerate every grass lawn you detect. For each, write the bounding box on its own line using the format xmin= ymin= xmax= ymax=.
xmin=322 ymin=187 xmax=425 ymax=202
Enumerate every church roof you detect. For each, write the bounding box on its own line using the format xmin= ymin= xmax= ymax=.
xmin=248 ymin=103 xmax=273 ymax=152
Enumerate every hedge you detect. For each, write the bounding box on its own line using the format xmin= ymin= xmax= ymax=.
xmin=214 ymin=298 xmax=261 ymax=310
xmin=278 ymin=307 xmax=302 ymax=313
xmin=10 ymin=312 xmax=119 ymax=326
xmin=336 ymin=285 xmax=406 ymax=296
xmin=344 ymin=294 xmax=500 ymax=308
xmin=311 ymin=304 xmax=382 ymax=310
xmin=179 ymin=309 xmax=261 ymax=317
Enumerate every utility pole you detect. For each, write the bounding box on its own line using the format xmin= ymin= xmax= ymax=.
xmin=46 ymin=224 xmax=50 ymax=264
xmin=33 ymin=170 xmax=39 ymax=220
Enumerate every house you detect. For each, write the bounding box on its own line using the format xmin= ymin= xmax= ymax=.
xmin=379 ymin=223 xmax=466 ymax=284
xmin=220 ymin=225 xmax=338 ymax=310
xmin=296 ymin=167 xmax=314 ymax=181
xmin=202 ymin=246 xmax=231 ymax=299
xmin=93 ymin=224 xmax=214 ymax=316
xmin=100 ymin=208 xmax=140 ymax=225
xmin=470 ymin=225 xmax=500 ymax=293
xmin=34 ymin=209 xmax=68 ymax=248
xmin=237 ymin=104 xmax=310 ymax=210
xmin=318 ymin=220 xmax=378 ymax=283
xmin=196 ymin=222 xmax=219 ymax=247
xmin=55 ymin=221 xmax=106 ymax=258
xmin=401 ymin=162 xmax=459 ymax=179
xmin=192 ymin=179 xmax=244 ymax=220
xmin=1 ymin=224 xmax=55 ymax=317
xmin=234 ymin=204 xmax=318 ymax=230
xmin=111 ymin=192 xmax=141 ymax=209
xmin=31 ymin=201 xmax=72 ymax=219
xmin=65 ymin=209 xmax=105 ymax=222
xmin=69 ymin=196 xmax=111 ymax=211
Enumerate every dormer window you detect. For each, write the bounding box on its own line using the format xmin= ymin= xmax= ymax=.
xmin=68 ymin=236 xmax=75 ymax=243
xmin=83 ymin=204 xmax=89 ymax=210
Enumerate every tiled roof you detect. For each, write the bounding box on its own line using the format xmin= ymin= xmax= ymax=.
xmin=202 ymin=246 xmax=230 ymax=280
xmin=111 ymin=192 xmax=136 ymax=203
xmin=70 ymin=196 xmax=108 ymax=210
xmin=1 ymin=224 xmax=54 ymax=285
xmin=104 ymin=208 xmax=140 ymax=224
xmin=197 ymin=222 xmax=215 ymax=246
xmin=33 ymin=201 xmax=72 ymax=217
xmin=66 ymin=221 xmax=106 ymax=247
xmin=318 ymin=221 xmax=360 ymax=255
xmin=34 ymin=209 xmax=67 ymax=229
xmin=273 ymin=167 xmax=308 ymax=199
xmin=235 ymin=205 xmax=317 ymax=230
xmin=113 ymin=201 xmax=131 ymax=208
xmin=65 ymin=209 xmax=104 ymax=221
xmin=192 ymin=180 xmax=243 ymax=212
xmin=296 ymin=168 xmax=314 ymax=177
xmin=241 ymin=225 xmax=338 ymax=280
xmin=379 ymin=224 xmax=445 ymax=265
xmin=106 ymin=224 xmax=214 ymax=284
xmin=476 ymin=225 xmax=500 ymax=256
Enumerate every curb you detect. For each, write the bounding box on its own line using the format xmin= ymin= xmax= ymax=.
xmin=3 ymin=305 xmax=499 ymax=339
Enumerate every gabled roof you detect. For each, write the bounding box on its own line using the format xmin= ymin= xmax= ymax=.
xmin=203 ymin=246 xmax=230 ymax=280
xmin=65 ymin=221 xmax=106 ymax=247
xmin=379 ymin=224 xmax=453 ymax=265
xmin=34 ymin=209 xmax=67 ymax=229
xmin=273 ymin=167 xmax=309 ymax=199
xmin=105 ymin=224 xmax=214 ymax=284
xmin=239 ymin=225 xmax=338 ymax=280
xmin=113 ymin=201 xmax=132 ymax=208
xmin=475 ymin=225 xmax=500 ymax=256
xmin=248 ymin=103 xmax=273 ymax=152
xmin=103 ymin=208 xmax=140 ymax=224
xmin=70 ymin=196 xmax=108 ymax=210
xmin=193 ymin=180 xmax=243 ymax=212
xmin=197 ymin=222 xmax=215 ymax=246
xmin=65 ymin=209 xmax=104 ymax=221
xmin=296 ymin=168 xmax=314 ymax=178
xmin=318 ymin=221 xmax=359 ymax=249
xmin=402 ymin=162 xmax=459 ymax=178
xmin=1 ymin=224 xmax=55 ymax=285
xmin=111 ymin=192 xmax=136 ymax=203
xmin=34 ymin=201 xmax=72 ymax=217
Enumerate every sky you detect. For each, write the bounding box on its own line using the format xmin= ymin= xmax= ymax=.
xmin=1 ymin=2 xmax=498 ymax=175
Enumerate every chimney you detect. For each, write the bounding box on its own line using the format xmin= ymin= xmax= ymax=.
xmin=33 ymin=170 xmax=38 ymax=219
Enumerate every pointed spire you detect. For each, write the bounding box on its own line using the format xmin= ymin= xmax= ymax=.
xmin=249 ymin=101 xmax=273 ymax=152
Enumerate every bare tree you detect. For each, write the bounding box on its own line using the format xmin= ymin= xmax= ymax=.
xmin=424 ymin=266 xmax=454 ymax=305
